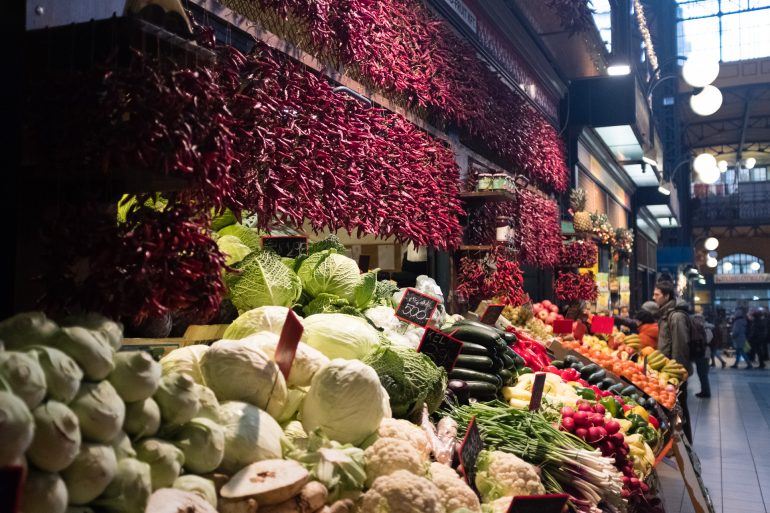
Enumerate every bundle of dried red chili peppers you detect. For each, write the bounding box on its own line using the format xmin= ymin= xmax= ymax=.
xmin=513 ymin=190 xmax=562 ymax=267
xmin=230 ymin=0 xmax=569 ymax=191
xmin=455 ymin=246 xmax=528 ymax=308
xmin=559 ymin=239 xmax=598 ymax=268
xmin=554 ymin=271 xmax=598 ymax=302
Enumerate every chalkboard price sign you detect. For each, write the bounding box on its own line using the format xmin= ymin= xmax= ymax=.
xmin=395 ymin=288 xmax=440 ymax=327
xmin=505 ymin=494 xmax=569 ymax=513
xmin=528 ymin=372 xmax=547 ymax=411
xmin=261 ymin=235 xmax=308 ymax=259
xmin=480 ymin=303 xmax=505 ymax=325
xmin=459 ymin=417 xmax=484 ymax=488
xmin=418 ymin=328 xmax=463 ymax=372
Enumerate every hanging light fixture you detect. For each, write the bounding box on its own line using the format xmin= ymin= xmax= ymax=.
xmin=750 ymin=261 xmax=761 ymax=272
xmin=658 ymin=179 xmax=671 ymax=196
xmin=693 ymin=153 xmax=719 ymax=184
xmin=682 ymin=58 xmax=720 ymax=88
xmin=722 ymin=261 xmax=733 ymax=272
xmin=745 ymin=157 xmax=756 ymax=170
xmin=718 ymin=160 xmax=728 ymax=172
xmin=706 ymin=256 xmax=718 ymax=268
xmin=690 ymin=85 xmax=723 ymax=116
xmin=704 ymin=237 xmax=719 ymax=251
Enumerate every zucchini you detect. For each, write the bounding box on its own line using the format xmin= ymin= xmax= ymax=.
xmin=587 ymin=370 xmax=607 ymax=384
xmin=448 ymin=325 xmax=507 ymax=351
xmin=465 ymin=380 xmax=499 ymax=398
xmin=498 ymin=369 xmax=514 ymax=386
xmin=518 ymin=366 xmax=533 ymax=375
xmin=563 ymin=355 xmax=579 ymax=366
xmin=458 ymin=341 xmax=491 ymax=356
xmin=608 ymin=383 xmax=625 ymax=394
xmin=455 ymin=354 xmax=495 ymax=372
xmin=599 ymin=377 xmax=616 ymax=390
xmin=580 ymin=363 xmax=600 ymax=379
xmin=621 ymin=385 xmax=638 ymax=397
xmin=450 ymin=368 xmax=502 ymax=387
xmin=502 ymin=353 xmax=516 ymax=370
xmin=550 ymin=359 xmax=565 ymax=369
xmin=570 ymin=362 xmax=584 ymax=371
xmin=505 ymin=347 xmax=525 ymax=368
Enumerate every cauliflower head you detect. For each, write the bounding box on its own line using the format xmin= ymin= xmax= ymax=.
xmin=483 ymin=497 xmax=516 ymax=513
xmin=360 ymin=470 xmax=445 ymax=513
xmin=377 ymin=419 xmax=431 ymax=459
xmin=429 ymin=463 xmax=481 ymax=513
xmin=474 ymin=450 xmax=544 ymax=502
xmin=364 ymin=437 xmax=427 ymax=487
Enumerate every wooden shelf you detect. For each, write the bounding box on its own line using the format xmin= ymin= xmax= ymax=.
xmin=458 ymin=190 xmax=517 ymax=202
xmin=458 ymin=245 xmax=494 ymax=251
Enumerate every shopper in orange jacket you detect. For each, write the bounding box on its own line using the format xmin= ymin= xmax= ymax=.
xmin=615 ymin=301 xmax=660 ymax=348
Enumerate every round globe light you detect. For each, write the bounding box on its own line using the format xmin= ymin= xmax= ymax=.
xmin=706 ymin=257 xmax=718 ymax=268
xmin=698 ymin=164 xmax=721 ymax=184
xmin=682 ymin=58 xmax=720 ymax=88
xmin=707 ymin=251 xmax=718 ymax=258
xmin=722 ymin=261 xmax=733 ymax=272
xmin=694 ymin=153 xmax=717 ymax=174
xmin=704 ymin=237 xmax=719 ymax=251
xmin=750 ymin=261 xmax=761 ymax=272
xmin=718 ymin=160 xmax=728 ymax=172
xmin=745 ymin=157 xmax=756 ymax=170
xmin=690 ymin=85 xmax=723 ymax=116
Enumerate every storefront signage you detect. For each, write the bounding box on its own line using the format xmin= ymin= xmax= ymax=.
xmin=261 ymin=235 xmax=308 ymax=258
xmin=459 ymin=416 xmax=484 ymax=487
xmin=714 ymin=273 xmax=770 ymax=284
xmin=434 ymin=0 xmax=558 ymax=119
xmin=505 ymin=494 xmax=570 ymax=513
xmin=396 ymin=288 xmax=440 ymax=327
xmin=418 ymin=328 xmax=464 ymax=372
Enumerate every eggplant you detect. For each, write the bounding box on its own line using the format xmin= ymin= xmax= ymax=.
xmin=450 ymin=368 xmax=502 ymax=387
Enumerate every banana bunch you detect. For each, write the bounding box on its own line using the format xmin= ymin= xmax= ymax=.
xmin=625 ymin=434 xmax=656 ymax=478
xmin=623 ymin=334 xmax=642 ymax=352
xmin=645 ymin=350 xmax=668 ymax=371
xmin=661 ymin=360 xmax=688 ymax=382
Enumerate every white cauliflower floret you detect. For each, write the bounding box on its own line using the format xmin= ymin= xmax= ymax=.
xmin=364 ymin=437 xmax=426 ymax=487
xmin=377 ymin=418 xmax=431 ymax=459
xmin=484 ymin=496 xmax=516 ymax=513
xmin=474 ymin=450 xmax=544 ymax=502
xmin=360 ymin=470 xmax=445 ymax=513
xmin=429 ymin=462 xmax=481 ymax=513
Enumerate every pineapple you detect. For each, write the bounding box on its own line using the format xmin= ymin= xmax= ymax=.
xmin=570 ymin=189 xmax=591 ymax=232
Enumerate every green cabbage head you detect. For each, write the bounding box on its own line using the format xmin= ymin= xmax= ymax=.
xmin=227 ymin=251 xmax=302 ymax=314
xmin=297 ymin=250 xmax=378 ymax=309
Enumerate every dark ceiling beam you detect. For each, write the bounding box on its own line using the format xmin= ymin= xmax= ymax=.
xmin=736 ymin=88 xmax=753 ymax=165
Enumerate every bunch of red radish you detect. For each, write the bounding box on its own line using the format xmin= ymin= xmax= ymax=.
xmin=560 ymin=401 xmax=649 ymax=499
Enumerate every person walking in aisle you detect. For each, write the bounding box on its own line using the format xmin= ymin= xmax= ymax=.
xmin=748 ymin=309 xmax=767 ymax=369
xmin=731 ymin=308 xmax=750 ymax=369
xmin=692 ymin=314 xmax=712 ymax=398
xmin=654 ymin=281 xmax=693 ymax=442
xmin=709 ymin=314 xmax=727 ymax=368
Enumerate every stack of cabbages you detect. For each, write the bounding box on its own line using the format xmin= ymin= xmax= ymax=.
xmin=0 ymin=309 xmax=480 ymax=513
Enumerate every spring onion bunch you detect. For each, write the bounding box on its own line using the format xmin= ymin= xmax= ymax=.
xmin=448 ymin=401 xmax=625 ymax=513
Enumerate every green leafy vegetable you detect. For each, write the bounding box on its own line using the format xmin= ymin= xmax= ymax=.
xmin=216 ymin=235 xmax=253 ymax=265
xmin=223 ymin=306 xmax=295 ymax=339
xmin=371 ymin=280 xmax=399 ymax=308
xmin=302 ymin=293 xmax=362 ymax=317
xmin=226 ymin=251 xmax=303 ymax=314
xmin=362 ymin=345 xmax=447 ymax=419
xmin=217 ymin=224 xmax=262 ymax=251
xmin=302 ymin=314 xmax=381 ymax=360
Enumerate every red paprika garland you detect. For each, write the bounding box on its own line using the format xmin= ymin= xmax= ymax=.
xmin=514 ymin=190 xmax=562 ymax=267
xmin=554 ymin=272 xmax=598 ymax=302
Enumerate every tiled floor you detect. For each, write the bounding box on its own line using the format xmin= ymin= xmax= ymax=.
xmin=657 ymin=361 xmax=770 ymax=513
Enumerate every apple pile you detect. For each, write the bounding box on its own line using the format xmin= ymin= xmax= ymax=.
xmin=560 ymin=401 xmax=649 ymax=499
xmin=532 ymin=300 xmax=563 ymax=326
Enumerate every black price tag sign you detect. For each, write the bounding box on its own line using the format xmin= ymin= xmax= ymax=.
xmin=480 ymin=303 xmax=505 ymax=325
xmin=395 ymin=288 xmax=440 ymax=327
xmin=506 ymin=494 xmax=569 ymax=513
xmin=418 ymin=328 xmax=463 ymax=372
xmin=528 ymin=372 xmax=547 ymax=411
xmin=459 ymin=417 xmax=484 ymax=488
xmin=261 ymin=235 xmax=308 ymax=258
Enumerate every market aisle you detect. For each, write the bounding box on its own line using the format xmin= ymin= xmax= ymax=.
xmin=657 ymin=366 xmax=770 ymax=513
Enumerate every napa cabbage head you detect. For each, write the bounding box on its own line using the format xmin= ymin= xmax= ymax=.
xmin=297 ymin=250 xmax=378 ymax=309
xmin=226 ymin=251 xmax=302 ymax=314
xmin=223 ymin=306 xmax=296 ymax=339
xmin=302 ymin=313 xmax=380 ymax=360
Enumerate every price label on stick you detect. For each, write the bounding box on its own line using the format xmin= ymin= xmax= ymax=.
xmin=506 ymin=494 xmax=570 ymax=513
xmin=261 ymin=235 xmax=308 ymax=259
xmin=643 ymin=356 xmax=648 ymax=374
xmin=552 ymin=319 xmax=573 ymax=335
xmin=480 ymin=303 xmax=505 ymax=325
xmin=528 ymin=372 xmax=547 ymax=411
xmin=275 ymin=310 xmax=304 ymax=380
xmin=395 ymin=288 xmax=440 ymax=327
xmin=459 ymin=417 xmax=483 ymax=488
xmin=418 ymin=328 xmax=464 ymax=372
xmin=591 ymin=316 xmax=614 ymax=334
